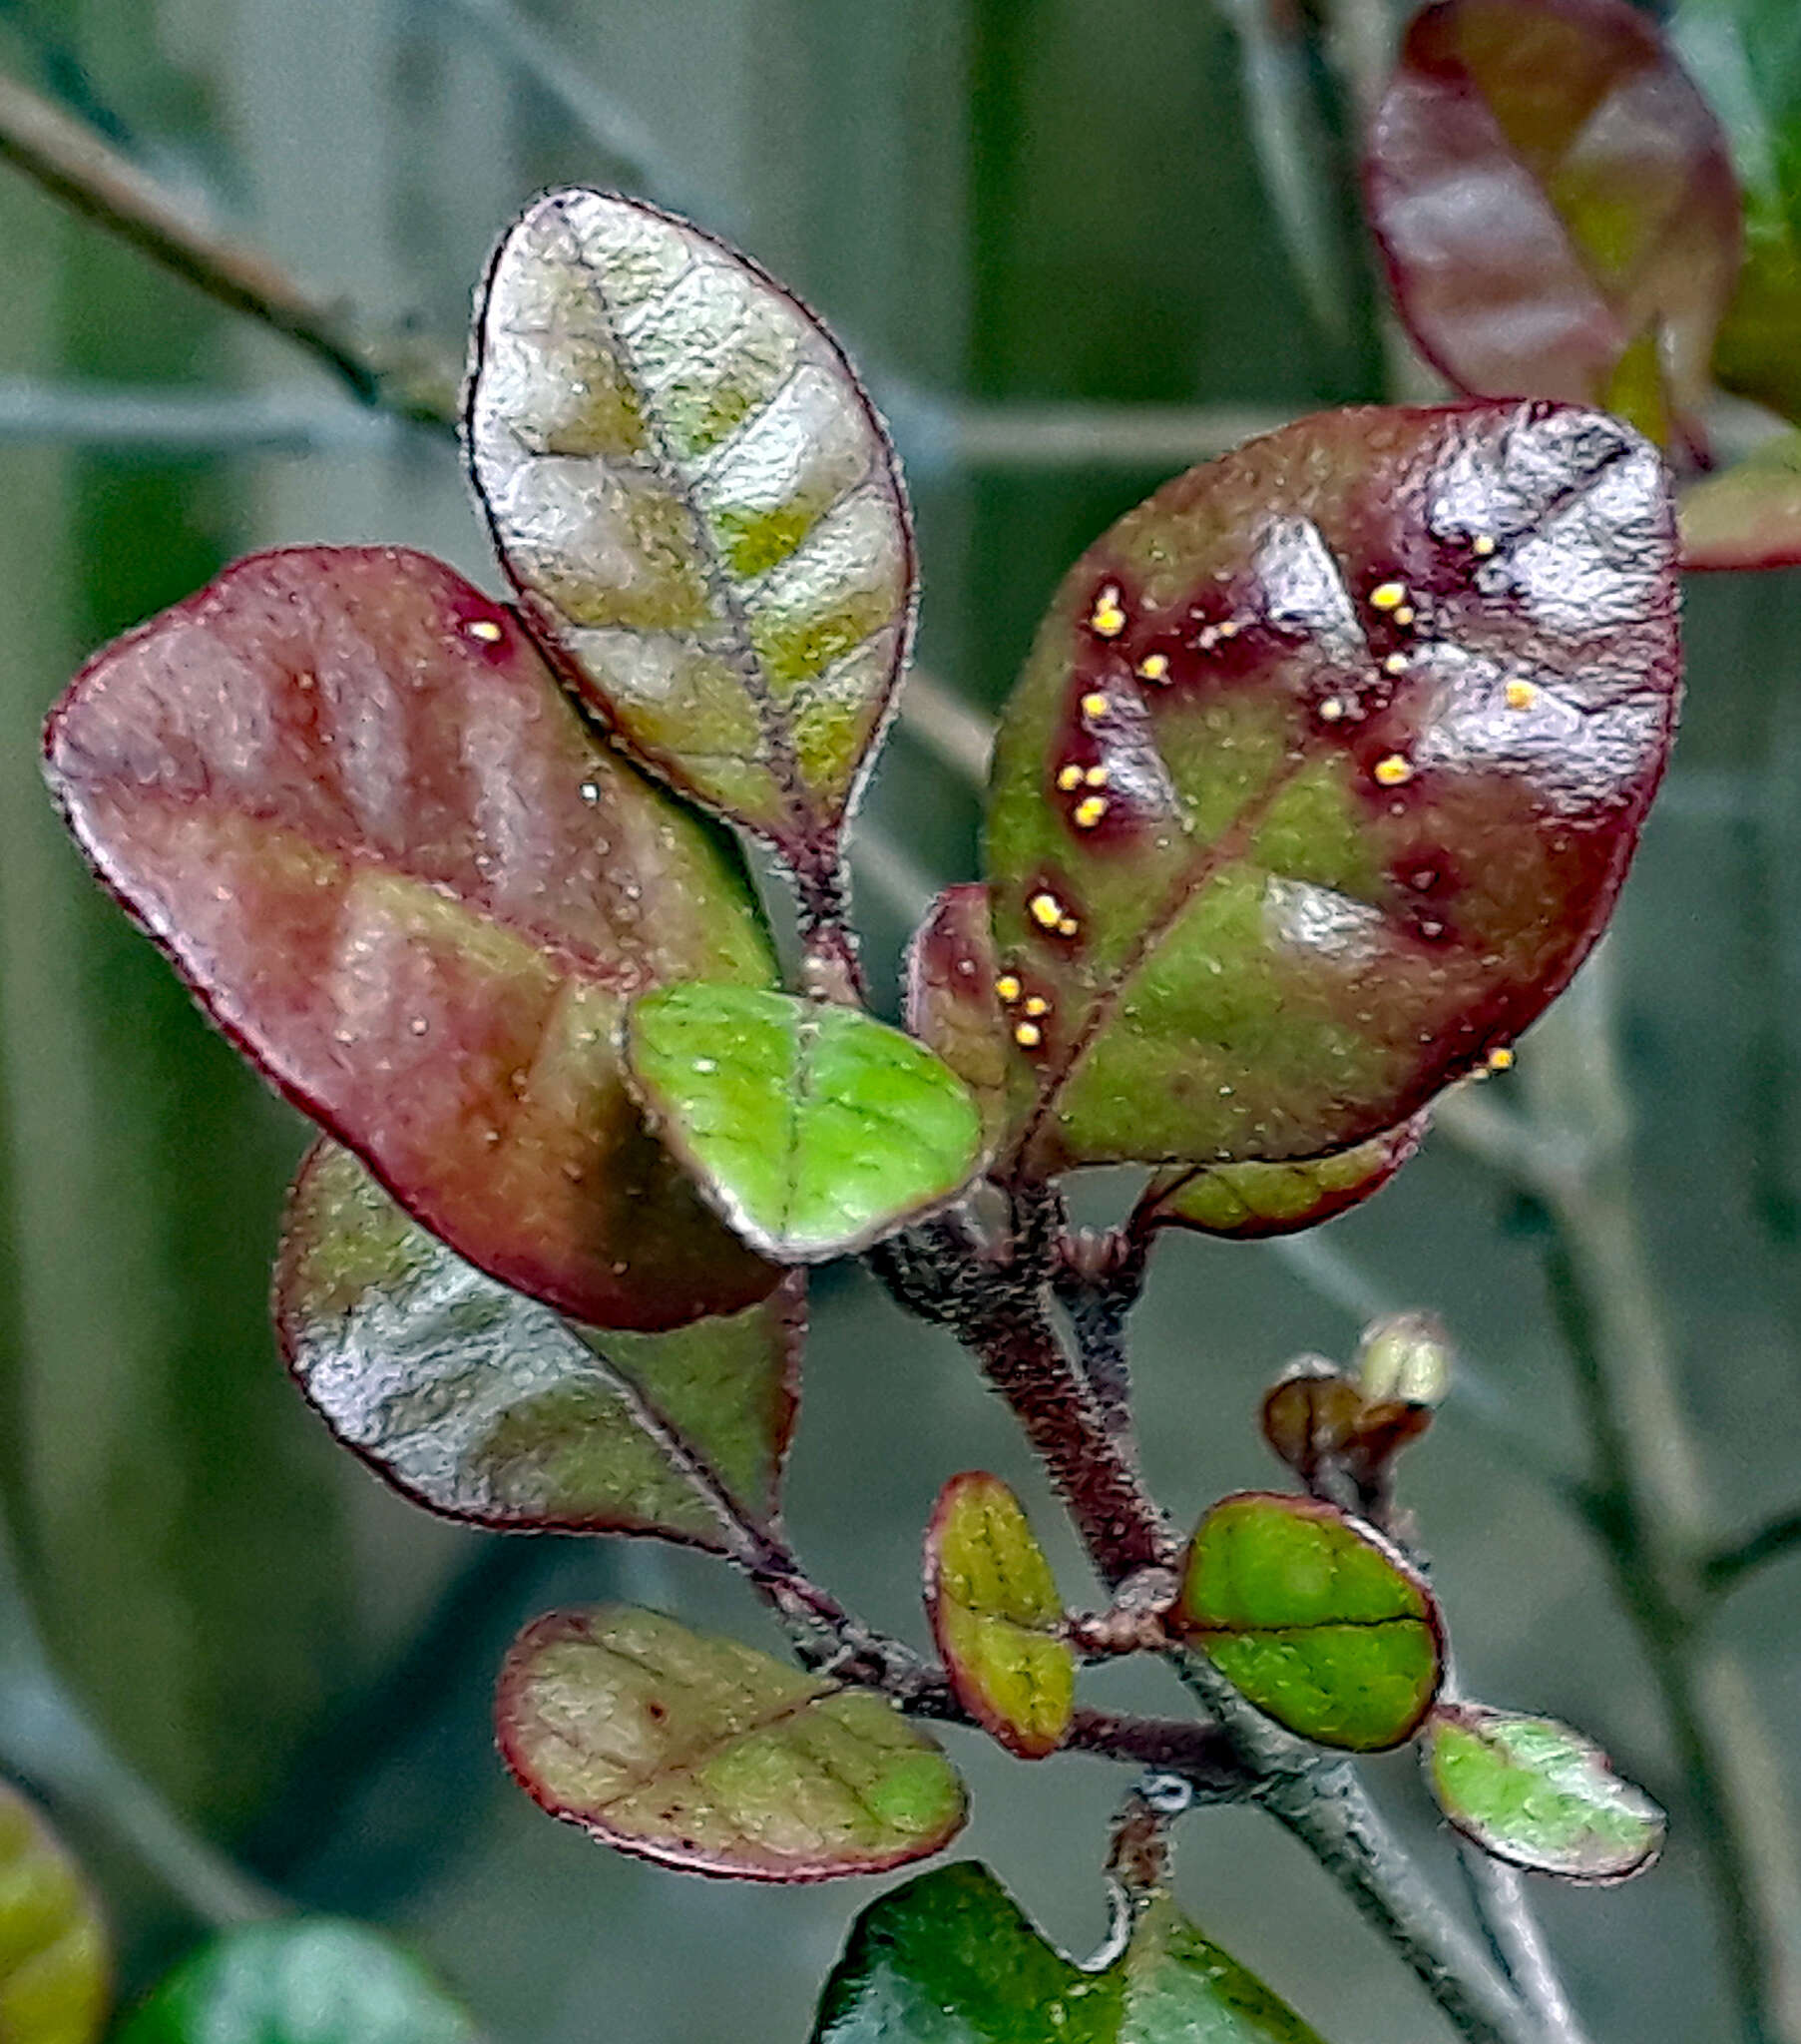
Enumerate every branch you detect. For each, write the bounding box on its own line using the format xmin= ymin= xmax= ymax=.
xmin=0 ymin=70 xmax=459 ymax=430
xmin=1704 ymin=1508 xmax=1801 ymax=1597
xmin=1461 ymin=1847 xmax=1593 ymax=2044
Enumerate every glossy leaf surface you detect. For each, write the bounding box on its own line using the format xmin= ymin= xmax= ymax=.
xmin=276 ymin=1139 xmax=800 ymax=1542
xmin=986 ymin=402 xmax=1679 ymax=1177
xmin=117 ymin=1921 xmax=475 ymax=2044
xmin=1143 ymin=1115 xmax=1428 ymax=1240
xmin=1673 ymin=0 xmax=1801 ymax=422
xmin=1678 ymin=432 xmax=1801 ymax=569
xmin=468 ymin=188 xmax=913 ymax=871
xmin=925 ymin=1473 xmax=1075 ymax=1760
xmin=906 ymin=883 xmax=1015 ymax=1147
xmin=626 ymin=983 xmax=983 ymax=1261
xmin=810 ymin=1861 xmax=1331 ymax=2044
xmin=497 ymin=1604 xmax=967 ymax=1879
xmin=1425 ymin=1705 xmax=1665 ymax=1879
xmin=1176 ymin=1492 xmax=1444 ymax=1751
xmin=1366 ymin=0 xmax=1740 ymax=447
xmin=0 ymin=1783 xmax=108 ymax=2044
xmin=44 ymin=546 xmax=780 ymax=1331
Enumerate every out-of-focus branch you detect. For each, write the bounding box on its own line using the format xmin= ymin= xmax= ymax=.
xmin=0 ymin=69 xmax=459 ymax=429
xmin=1705 ymin=1508 xmax=1801 ymax=1596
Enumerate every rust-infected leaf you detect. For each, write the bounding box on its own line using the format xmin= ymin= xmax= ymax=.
xmin=1366 ymin=0 xmax=1741 ymax=450
xmin=497 ymin=1605 xmax=967 ymax=1880
xmin=986 ymin=403 xmax=1679 ymax=1179
xmin=44 ymin=546 xmax=780 ymax=1331
xmin=276 ymin=1140 xmax=801 ymax=1543
xmin=467 ymin=189 xmax=914 ymax=894
xmin=905 ymin=883 xmax=1015 ymax=1149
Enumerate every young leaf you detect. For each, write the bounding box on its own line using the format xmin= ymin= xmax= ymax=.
xmin=924 ymin=1472 xmax=1076 ymax=1761
xmin=1365 ymin=0 xmax=1740 ymax=449
xmin=810 ymin=1860 xmax=1332 ymax=2043
xmin=275 ymin=1139 xmax=801 ymax=1544
xmin=116 ymin=1920 xmax=476 ymax=2044
xmin=1679 ymin=431 xmax=1801 ymax=569
xmin=1175 ymin=1492 xmax=1444 ymax=1751
xmin=905 ymin=883 xmax=1014 ymax=1148
xmin=1424 ymin=1704 xmax=1666 ymax=1881
xmin=1671 ymin=0 xmax=1801 ymax=424
xmin=496 ymin=1604 xmax=967 ymax=1880
xmin=1141 ymin=1115 xmax=1429 ymax=1240
xmin=467 ymin=188 xmax=914 ymax=884
xmin=624 ymin=983 xmax=984 ymax=1261
xmin=985 ymin=402 xmax=1679 ymax=1179
xmin=0 ymin=1782 xmax=109 ymax=2044
xmin=44 ymin=546 xmax=780 ymax=1333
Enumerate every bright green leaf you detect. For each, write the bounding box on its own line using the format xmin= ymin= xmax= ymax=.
xmin=1425 ymin=1705 xmax=1666 ymax=1881
xmin=810 ymin=1861 xmax=1332 ymax=2043
xmin=467 ymin=189 xmax=914 ymax=877
xmin=1175 ymin=1492 xmax=1444 ymax=1751
xmin=925 ymin=1473 xmax=1075 ymax=1760
xmin=276 ymin=1140 xmax=801 ymax=1544
xmin=625 ymin=983 xmax=984 ymax=1261
xmin=117 ymin=1921 xmax=475 ymax=2044
xmin=497 ymin=1605 xmax=967 ymax=1880
xmin=0 ymin=1782 xmax=108 ymax=2044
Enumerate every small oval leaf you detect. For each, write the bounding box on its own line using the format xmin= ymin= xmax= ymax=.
xmin=1424 ymin=1704 xmax=1666 ymax=1881
xmin=985 ymin=402 xmax=1679 ymax=1178
xmin=468 ymin=189 xmax=914 ymax=877
xmin=1143 ymin=1116 xmax=1428 ymax=1240
xmin=44 ymin=546 xmax=780 ymax=1331
xmin=1366 ymin=0 xmax=1740 ymax=447
xmin=1175 ymin=1492 xmax=1444 ymax=1751
xmin=497 ymin=1605 xmax=967 ymax=1880
xmin=0 ymin=1782 xmax=108 ymax=2044
xmin=625 ymin=983 xmax=984 ymax=1261
xmin=117 ymin=1921 xmax=476 ymax=2044
xmin=276 ymin=1139 xmax=801 ymax=1543
xmin=924 ymin=1473 xmax=1076 ymax=1761
xmin=810 ymin=1860 xmax=1334 ymax=2044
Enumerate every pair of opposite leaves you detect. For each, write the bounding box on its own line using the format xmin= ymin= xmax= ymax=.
xmin=45 ymin=186 xmax=1684 ymax=1342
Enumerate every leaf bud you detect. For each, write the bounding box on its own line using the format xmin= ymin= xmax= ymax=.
xmin=1354 ymin=1311 xmax=1453 ymax=1408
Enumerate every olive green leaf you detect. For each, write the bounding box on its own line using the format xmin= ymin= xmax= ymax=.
xmin=925 ymin=1473 xmax=1076 ymax=1761
xmin=1679 ymin=428 xmax=1801 ymax=570
xmin=625 ymin=983 xmax=984 ymax=1261
xmin=1175 ymin=1492 xmax=1444 ymax=1751
xmin=1140 ymin=1114 xmax=1428 ymax=1240
xmin=1424 ymin=1705 xmax=1666 ymax=1881
xmin=984 ymin=403 xmax=1678 ymax=1179
xmin=497 ymin=1605 xmax=967 ymax=1880
xmin=467 ymin=188 xmax=914 ymax=884
xmin=810 ymin=1860 xmax=1332 ymax=2043
xmin=116 ymin=1921 xmax=476 ymax=2044
xmin=275 ymin=1140 xmax=801 ymax=1545
xmin=0 ymin=1782 xmax=108 ymax=2044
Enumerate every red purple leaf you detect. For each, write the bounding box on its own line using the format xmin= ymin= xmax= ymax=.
xmin=1366 ymin=0 xmax=1741 ymax=451
xmin=45 ymin=546 xmax=780 ymax=1331
xmin=985 ymin=402 xmax=1680 ymax=1178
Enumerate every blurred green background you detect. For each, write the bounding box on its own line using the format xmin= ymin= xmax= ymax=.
xmin=0 ymin=2 xmax=1796 ymax=2040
